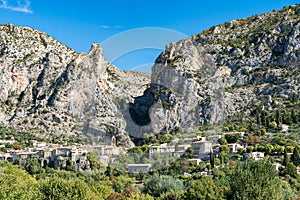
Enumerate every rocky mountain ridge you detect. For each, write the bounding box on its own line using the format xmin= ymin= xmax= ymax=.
xmin=128 ymin=5 xmax=300 ymax=137
xmin=0 ymin=5 xmax=299 ymax=145
xmin=0 ymin=24 xmax=150 ymax=146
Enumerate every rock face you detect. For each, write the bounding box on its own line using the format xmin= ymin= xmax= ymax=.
xmin=128 ymin=5 xmax=300 ymax=136
xmin=0 ymin=5 xmax=300 ymax=143
xmin=0 ymin=24 xmax=150 ymax=146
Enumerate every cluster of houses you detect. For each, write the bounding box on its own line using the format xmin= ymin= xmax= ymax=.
xmin=0 ymin=127 xmax=291 ymax=174
xmin=0 ymin=136 xmax=123 ymax=170
xmin=128 ymin=132 xmax=267 ymax=174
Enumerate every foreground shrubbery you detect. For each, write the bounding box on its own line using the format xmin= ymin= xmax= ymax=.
xmin=0 ymin=158 xmax=299 ymax=200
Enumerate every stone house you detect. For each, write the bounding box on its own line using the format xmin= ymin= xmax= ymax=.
xmin=191 ymin=141 xmax=212 ymax=160
xmin=149 ymin=144 xmax=175 ymax=158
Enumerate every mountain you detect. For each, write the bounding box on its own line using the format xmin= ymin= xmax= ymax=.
xmin=0 ymin=24 xmax=150 ymax=146
xmin=0 ymin=5 xmax=299 ymax=145
xmin=128 ymin=5 xmax=300 ymax=137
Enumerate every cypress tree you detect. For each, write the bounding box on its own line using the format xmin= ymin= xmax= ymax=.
xmin=275 ymin=110 xmax=282 ymax=125
xmin=210 ymin=150 xmax=215 ymax=169
xmin=283 ymin=148 xmax=289 ymax=167
xmin=291 ymin=110 xmax=297 ymax=124
xmin=291 ymin=147 xmax=300 ymax=166
xmin=256 ymin=112 xmax=261 ymax=126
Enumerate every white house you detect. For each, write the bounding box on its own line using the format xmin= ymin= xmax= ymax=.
xmin=249 ymin=152 xmax=264 ymax=160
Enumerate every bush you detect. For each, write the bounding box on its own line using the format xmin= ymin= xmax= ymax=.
xmin=227 ymin=159 xmax=285 ymax=200
xmin=185 ymin=176 xmax=225 ymax=200
xmin=144 ymin=175 xmax=185 ymax=197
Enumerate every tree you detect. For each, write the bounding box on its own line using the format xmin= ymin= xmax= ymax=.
xmin=225 ymin=134 xmax=240 ymax=143
xmin=183 ymin=147 xmax=194 ymax=159
xmin=112 ymin=176 xmax=135 ymax=193
xmin=246 ymin=146 xmax=254 ymax=153
xmin=219 ymin=152 xmax=230 ymax=165
xmin=219 ymin=145 xmax=230 ymax=153
xmin=214 ymin=158 xmax=221 ymax=166
xmin=218 ymin=137 xmax=228 ymax=145
xmin=185 ymin=176 xmax=225 ymax=200
xmin=285 ymin=145 xmax=294 ymax=153
xmin=25 ymin=157 xmax=43 ymax=175
xmin=291 ymin=110 xmax=298 ymax=123
xmin=87 ymin=152 xmax=103 ymax=170
xmin=91 ymin=183 xmax=113 ymax=199
xmin=237 ymin=148 xmax=246 ymax=154
xmin=210 ymin=151 xmax=215 ymax=169
xmin=38 ymin=177 xmax=96 ymax=200
xmin=245 ymin=134 xmax=260 ymax=145
xmin=275 ymin=110 xmax=282 ymax=125
xmin=289 ymin=92 xmax=298 ymax=103
xmin=0 ymin=162 xmax=39 ymax=199
xmin=227 ymin=159 xmax=285 ymax=200
xmin=256 ymin=112 xmax=261 ymax=126
xmin=158 ymin=133 xmax=174 ymax=144
xmin=260 ymin=128 xmax=267 ymax=136
xmin=144 ymin=175 xmax=185 ymax=197
xmin=269 ymin=121 xmax=277 ymax=128
xmin=291 ymin=147 xmax=300 ymax=166
xmin=264 ymin=144 xmax=274 ymax=155
xmin=273 ymin=145 xmax=284 ymax=154
xmin=286 ymin=162 xmax=297 ymax=178
xmin=283 ymin=148 xmax=289 ymax=167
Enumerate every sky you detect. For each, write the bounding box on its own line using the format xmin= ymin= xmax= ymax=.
xmin=0 ymin=0 xmax=299 ymax=72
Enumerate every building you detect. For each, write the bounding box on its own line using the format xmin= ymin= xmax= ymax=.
xmin=128 ymin=164 xmax=151 ymax=173
xmin=12 ymin=151 xmax=39 ymax=162
xmin=0 ymin=153 xmax=12 ymax=161
xmin=278 ymin=124 xmax=289 ymax=132
xmin=228 ymin=143 xmax=243 ymax=153
xmin=249 ymin=152 xmax=264 ymax=160
xmin=175 ymin=144 xmax=191 ymax=152
xmin=273 ymin=163 xmax=281 ymax=171
xmin=183 ymin=136 xmax=205 ymax=144
xmin=149 ymin=144 xmax=175 ymax=158
xmin=206 ymin=135 xmax=222 ymax=144
xmin=188 ymin=158 xmax=202 ymax=165
xmin=191 ymin=141 xmax=212 ymax=160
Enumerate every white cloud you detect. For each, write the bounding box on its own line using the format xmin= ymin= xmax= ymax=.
xmin=100 ymin=25 xmax=122 ymax=29
xmin=100 ymin=25 xmax=110 ymax=29
xmin=0 ymin=0 xmax=32 ymax=14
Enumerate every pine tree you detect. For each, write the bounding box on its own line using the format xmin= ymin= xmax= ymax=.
xmin=291 ymin=147 xmax=300 ymax=166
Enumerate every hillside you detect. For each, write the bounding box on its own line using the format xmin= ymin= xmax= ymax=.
xmin=0 ymin=24 xmax=150 ymax=146
xmin=128 ymin=5 xmax=300 ymax=137
xmin=0 ymin=5 xmax=299 ymax=145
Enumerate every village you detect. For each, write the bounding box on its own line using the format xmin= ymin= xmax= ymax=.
xmin=0 ymin=123 xmax=293 ymax=175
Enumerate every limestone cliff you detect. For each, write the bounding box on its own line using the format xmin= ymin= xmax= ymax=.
xmin=128 ymin=5 xmax=300 ymax=136
xmin=1 ymin=5 xmax=300 ymax=143
xmin=0 ymin=24 xmax=150 ymax=146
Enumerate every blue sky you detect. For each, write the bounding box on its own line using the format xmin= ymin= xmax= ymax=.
xmin=0 ymin=0 xmax=299 ymax=72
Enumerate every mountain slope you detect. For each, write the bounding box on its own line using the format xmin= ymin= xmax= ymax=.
xmin=0 ymin=5 xmax=299 ymax=143
xmin=0 ymin=24 xmax=150 ymax=146
xmin=129 ymin=5 xmax=300 ymax=136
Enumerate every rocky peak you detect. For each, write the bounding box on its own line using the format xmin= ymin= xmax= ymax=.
xmin=0 ymin=24 xmax=150 ymax=147
xmin=0 ymin=5 xmax=299 ymax=144
xmin=129 ymin=5 xmax=300 ymax=136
